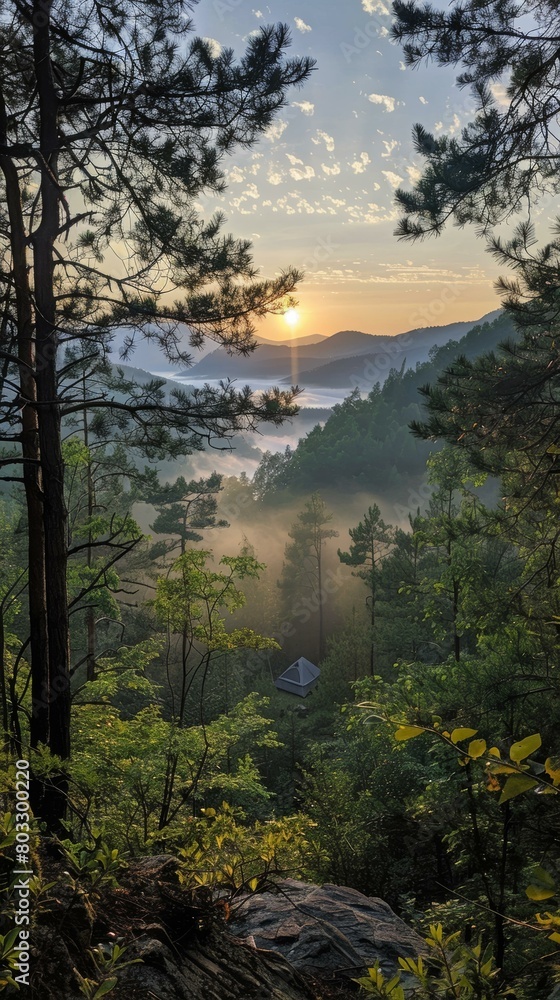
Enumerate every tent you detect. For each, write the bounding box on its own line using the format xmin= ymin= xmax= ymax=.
xmin=274 ymin=657 xmax=320 ymax=698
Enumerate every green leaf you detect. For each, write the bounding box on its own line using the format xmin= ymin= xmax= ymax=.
xmin=499 ymin=774 xmax=539 ymax=803
xmin=92 ymin=979 xmax=118 ymax=999
xmin=510 ymin=733 xmax=541 ymax=763
xmin=450 ymin=727 xmax=478 ymax=744
xmin=394 ymin=725 xmax=424 ymax=741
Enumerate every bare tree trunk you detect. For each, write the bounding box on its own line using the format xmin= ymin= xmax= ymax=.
xmin=83 ymin=390 xmax=96 ymax=682
xmin=32 ymin=0 xmax=70 ymax=829
xmin=0 ymin=88 xmax=49 ymax=766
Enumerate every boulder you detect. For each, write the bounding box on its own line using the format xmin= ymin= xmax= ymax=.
xmin=228 ymin=879 xmax=425 ymax=978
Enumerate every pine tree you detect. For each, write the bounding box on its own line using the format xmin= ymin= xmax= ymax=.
xmin=0 ymin=0 xmax=313 ymax=827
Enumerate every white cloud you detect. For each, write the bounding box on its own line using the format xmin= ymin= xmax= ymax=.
xmin=253 ymin=8 xmax=263 ymax=16
xmin=362 ymin=0 xmax=389 ymax=12
xmin=296 ymin=198 xmax=315 ymax=214
xmin=312 ymin=129 xmax=335 ymax=151
xmin=321 ymin=162 xmax=341 ymax=176
xmin=201 ymin=38 xmax=222 ymax=58
xmin=368 ymin=93 xmax=396 ymax=113
xmin=382 ymin=169 xmax=403 ymax=188
xmin=435 ymin=113 xmax=461 ymax=135
xmin=378 ymin=26 xmax=389 ymax=37
xmin=419 ymin=96 xmax=428 ymax=104
xmin=294 ymin=16 xmax=312 ymax=32
xmin=244 ymin=183 xmax=259 ymax=199
xmin=267 ymin=169 xmax=284 ymax=185
xmin=228 ymin=166 xmax=245 ymax=183
xmin=490 ymin=82 xmax=509 ymax=108
xmin=382 ymin=139 xmax=399 ymax=158
xmin=286 ymin=153 xmax=304 ymax=166
xmin=406 ymin=165 xmax=422 ymax=184
xmin=289 ymin=164 xmax=316 ymax=181
xmin=265 ymin=119 xmax=288 ymax=142
xmin=350 ymin=152 xmax=371 ymax=174
xmin=249 ymin=162 xmax=261 ymax=175
xmin=292 ymin=100 xmax=315 ymax=116
xmin=399 ymin=61 xmax=407 ymax=71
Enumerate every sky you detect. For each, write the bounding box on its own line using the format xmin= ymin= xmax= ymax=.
xmin=192 ymin=0 xmax=504 ymax=341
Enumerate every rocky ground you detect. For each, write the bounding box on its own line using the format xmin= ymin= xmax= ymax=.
xmin=25 ymin=854 xmax=424 ymax=999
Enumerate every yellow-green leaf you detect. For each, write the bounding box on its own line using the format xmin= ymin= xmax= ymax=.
xmin=549 ymin=932 xmax=560 ymax=944
xmin=526 ymin=866 xmax=556 ymax=901
xmin=451 ymin=728 xmax=478 ymax=744
xmin=488 ymin=746 xmax=501 ymax=758
xmin=499 ymin=774 xmax=539 ymax=803
xmin=510 ymin=733 xmax=541 ymax=763
xmin=527 ymin=885 xmax=556 ymax=901
xmin=394 ymin=725 xmax=424 ymax=741
xmin=545 ymin=756 xmax=560 ymax=786
xmin=468 ymin=739 xmax=487 ymax=759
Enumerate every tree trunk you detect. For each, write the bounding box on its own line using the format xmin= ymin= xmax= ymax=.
xmin=0 ymin=87 xmax=49 ymax=777
xmin=83 ymin=393 xmax=96 ymax=682
xmin=32 ymin=0 xmax=70 ymax=830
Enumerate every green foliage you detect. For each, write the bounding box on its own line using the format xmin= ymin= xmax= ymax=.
xmin=57 ymin=833 xmax=127 ymax=893
xmin=355 ymin=923 xmax=510 ymax=998
xmin=176 ymin=802 xmax=321 ymax=893
xmin=69 ymin=692 xmax=284 ymax=848
xmin=153 ymin=549 xmax=277 ymax=652
xmin=0 ymin=927 xmax=20 ymax=993
xmin=253 ymin=317 xmax=514 ymax=499
xmin=74 ymin=942 xmax=141 ymax=1000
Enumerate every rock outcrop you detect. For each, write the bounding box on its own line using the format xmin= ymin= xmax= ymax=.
xmin=31 ymin=854 xmax=424 ymax=999
xmin=228 ymin=879 xmax=425 ymax=978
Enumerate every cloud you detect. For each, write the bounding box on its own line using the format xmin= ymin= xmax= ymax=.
xmin=490 ymin=82 xmax=510 ymax=108
xmin=382 ymin=139 xmax=399 ymax=158
xmin=406 ymin=165 xmax=422 ymax=184
xmin=368 ymin=93 xmax=396 ymax=113
xmin=244 ymin=183 xmax=259 ymax=199
xmin=294 ymin=16 xmax=312 ymax=32
xmin=382 ymin=169 xmax=403 ymax=188
xmin=265 ymin=119 xmax=288 ymax=142
xmin=362 ymin=0 xmax=389 ymax=12
xmin=419 ymin=96 xmax=428 ymax=104
xmin=435 ymin=113 xmax=461 ymax=135
xmin=312 ymin=130 xmax=335 ymax=152
xmin=201 ymin=38 xmax=223 ymax=59
xmin=321 ymin=162 xmax=341 ymax=175
xmin=228 ymin=166 xmax=245 ymax=183
xmin=253 ymin=8 xmax=263 ymax=16
xmin=350 ymin=152 xmax=371 ymax=174
xmin=267 ymin=168 xmax=284 ymax=185
xmin=296 ymin=198 xmax=315 ymax=214
xmin=292 ymin=100 xmax=315 ymax=116
xmin=289 ymin=164 xmax=316 ymax=181
xmin=286 ymin=153 xmax=304 ymax=166
xmin=399 ymin=61 xmax=407 ymax=71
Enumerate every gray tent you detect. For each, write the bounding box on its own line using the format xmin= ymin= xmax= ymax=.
xmin=274 ymin=657 xmax=320 ymax=697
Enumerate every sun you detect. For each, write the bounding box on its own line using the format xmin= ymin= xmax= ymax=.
xmin=283 ymin=307 xmax=300 ymax=329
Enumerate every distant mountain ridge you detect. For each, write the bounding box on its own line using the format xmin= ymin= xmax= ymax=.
xmin=255 ymin=332 xmax=327 ymax=347
xmin=181 ymin=311 xmax=502 ymax=384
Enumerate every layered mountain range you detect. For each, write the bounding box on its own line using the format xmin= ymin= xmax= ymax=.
xmin=180 ymin=311 xmax=502 ymax=387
